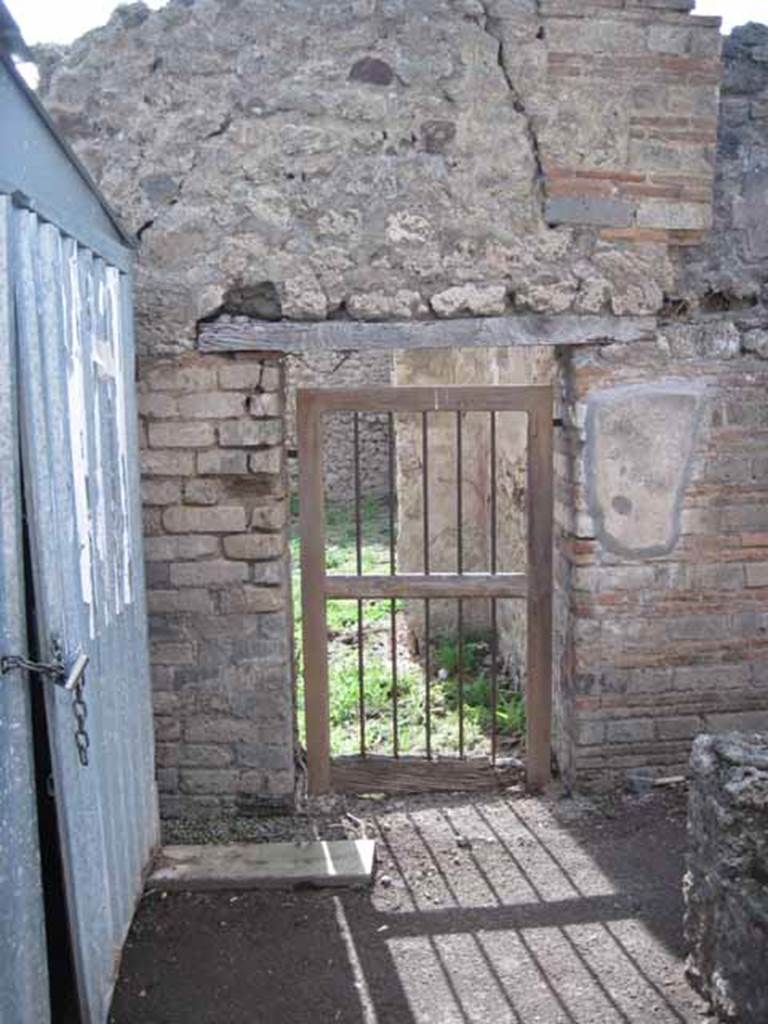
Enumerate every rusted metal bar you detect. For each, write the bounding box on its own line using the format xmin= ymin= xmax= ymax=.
xmin=388 ymin=412 xmax=398 ymax=758
xmin=353 ymin=412 xmax=365 ymax=756
xmin=422 ymin=410 xmax=431 ymax=760
xmin=456 ymin=410 xmax=464 ymax=759
xmin=297 ymin=392 xmax=330 ymax=794
xmin=490 ymin=410 xmax=498 ymax=766
xmin=526 ymin=392 xmax=554 ymax=792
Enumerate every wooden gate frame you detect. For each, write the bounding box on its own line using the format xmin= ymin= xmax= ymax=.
xmin=297 ymin=386 xmax=553 ymax=795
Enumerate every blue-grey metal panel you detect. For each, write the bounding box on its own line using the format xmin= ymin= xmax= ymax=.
xmin=14 ymin=207 xmax=158 ymax=1024
xmin=0 ymin=196 xmax=51 ymax=1023
xmin=0 ymin=58 xmax=134 ymax=272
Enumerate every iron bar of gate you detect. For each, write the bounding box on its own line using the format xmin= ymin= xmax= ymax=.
xmin=490 ymin=411 xmax=498 ymax=766
xmin=388 ymin=412 xmax=398 ymax=757
xmin=456 ymin=410 xmax=464 ymax=758
xmin=353 ymin=412 xmax=365 ymax=756
xmin=422 ymin=411 xmax=431 ymax=760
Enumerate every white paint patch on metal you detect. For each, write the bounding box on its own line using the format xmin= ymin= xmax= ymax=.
xmin=65 ymin=239 xmax=95 ymax=636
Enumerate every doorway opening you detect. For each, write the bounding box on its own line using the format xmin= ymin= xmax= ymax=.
xmin=291 ymin=384 xmax=553 ymax=795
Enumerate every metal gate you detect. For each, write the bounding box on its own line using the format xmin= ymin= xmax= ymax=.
xmin=297 ymin=385 xmax=553 ymax=796
xmin=0 ymin=201 xmax=158 ymax=1023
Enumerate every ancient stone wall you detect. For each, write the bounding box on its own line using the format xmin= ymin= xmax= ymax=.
xmin=685 ymin=732 xmax=768 ymax=1023
xmin=33 ymin=0 xmax=768 ymax=810
xmin=139 ymin=351 xmax=295 ymax=817
xmin=285 ymin=349 xmax=392 ymax=500
xmin=33 ymin=0 xmax=721 ymax=354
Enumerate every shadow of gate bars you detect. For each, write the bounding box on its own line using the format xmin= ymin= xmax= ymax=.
xmin=297 ymin=385 xmax=554 ymax=796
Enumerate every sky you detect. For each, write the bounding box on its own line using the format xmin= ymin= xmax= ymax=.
xmin=5 ymin=0 xmax=768 ymax=46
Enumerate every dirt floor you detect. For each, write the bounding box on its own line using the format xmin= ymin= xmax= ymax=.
xmin=109 ymin=787 xmax=715 ymax=1024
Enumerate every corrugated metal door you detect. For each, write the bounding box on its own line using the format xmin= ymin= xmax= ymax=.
xmin=0 ymin=200 xmax=51 ymax=1022
xmin=9 ymin=205 xmax=159 ymax=1023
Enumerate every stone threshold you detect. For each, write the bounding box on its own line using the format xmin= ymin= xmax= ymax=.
xmin=147 ymin=839 xmax=376 ymax=891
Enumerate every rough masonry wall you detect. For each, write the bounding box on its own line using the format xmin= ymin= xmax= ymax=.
xmin=285 ymin=349 xmax=392 ymax=500
xmin=685 ymin=733 xmax=768 ymax=1023
xmin=33 ymin=0 xmax=721 ymax=353
xmin=140 ymin=352 xmax=295 ymax=816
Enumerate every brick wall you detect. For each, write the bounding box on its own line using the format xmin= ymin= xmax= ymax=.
xmin=557 ymin=329 xmax=768 ymax=790
xmin=138 ymin=352 xmax=295 ymax=817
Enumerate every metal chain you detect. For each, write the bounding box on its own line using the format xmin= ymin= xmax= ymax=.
xmin=0 ymin=653 xmax=64 ymax=678
xmin=72 ymin=679 xmax=90 ymax=767
xmin=3 ymin=639 xmax=91 ymax=767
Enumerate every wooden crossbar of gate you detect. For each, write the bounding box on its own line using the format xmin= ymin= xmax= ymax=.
xmin=297 ymin=385 xmax=553 ymax=796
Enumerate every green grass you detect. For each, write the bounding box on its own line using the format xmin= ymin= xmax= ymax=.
xmin=290 ymin=495 xmax=525 ymax=758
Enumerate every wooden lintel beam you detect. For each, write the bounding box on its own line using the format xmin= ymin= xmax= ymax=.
xmin=198 ymin=313 xmax=656 ymax=355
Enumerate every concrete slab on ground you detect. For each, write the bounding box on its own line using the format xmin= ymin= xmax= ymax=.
xmin=147 ymin=839 xmax=376 ymax=891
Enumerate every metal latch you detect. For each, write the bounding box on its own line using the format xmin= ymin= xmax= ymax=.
xmin=2 ymin=643 xmax=91 ymax=767
xmin=1 ymin=649 xmax=89 ymax=691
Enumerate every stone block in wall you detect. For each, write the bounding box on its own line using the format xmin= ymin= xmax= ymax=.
xmin=197 ymin=450 xmax=250 ymax=475
xmin=148 ymin=421 xmax=215 ymax=448
xmin=545 ymin=196 xmax=635 ymax=228
xmin=251 ymin=500 xmax=286 ymax=532
xmin=177 ymin=392 xmax=247 ymax=419
xmin=169 ymin=559 xmax=249 ymax=588
xmin=147 ymin=363 xmax=218 ymax=392
xmin=249 ymin=449 xmax=282 ymax=475
xmin=218 ymin=363 xmax=266 ymax=390
xmin=685 ymin=733 xmax=768 ymax=1024
xmin=163 ymin=505 xmax=247 ymax=534
xmin=218 ymin=419 xmax=283 ymax=447
xmin=143 ymin=535 xmax=219 ymax=561
xmin=142 ymin=450 xmax=196 ymax=476
xmin=183 ymin=478 xmax=225 ymax=505
xmin=222 ymin=533 xmax=284 ymax=560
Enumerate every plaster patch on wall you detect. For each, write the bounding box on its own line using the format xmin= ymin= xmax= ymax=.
xmin=586 ymin=383 xmax=705 ymax=558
